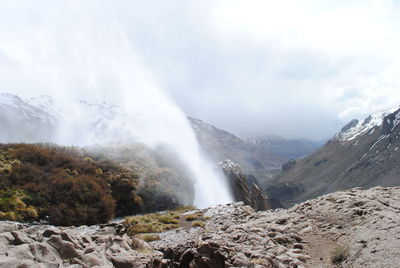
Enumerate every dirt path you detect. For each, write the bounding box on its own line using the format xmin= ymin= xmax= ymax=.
xmin=302 ymin=228 xmax=339 ymax=267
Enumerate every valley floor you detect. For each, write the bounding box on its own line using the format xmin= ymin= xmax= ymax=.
xmin=1 ymin=186 xmax=400 ymax=267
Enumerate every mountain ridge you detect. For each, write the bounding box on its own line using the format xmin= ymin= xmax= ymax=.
xmin=266 ymin=105 xmax=400 ymax=207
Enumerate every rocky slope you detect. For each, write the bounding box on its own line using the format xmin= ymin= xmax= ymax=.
xmin=1 ymin=186 xmax=399 ymax=267
xmin=219 ymin=160 xmax=272 ymax=210
xmin=266 ymin=106 xmax=400 ymax=207
xmin=189 ymin=117 xmax=321 ymax=186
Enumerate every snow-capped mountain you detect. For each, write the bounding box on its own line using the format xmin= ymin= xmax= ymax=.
xmin=0 ymin=93 xmax=55 ymax=143
xmin=0 ymin=92 xmax=122 ymax=145
xmin=266 ymin=105 xmax=400 ymax=207
xmin=335 ymin=105 xmax=400 ymax=141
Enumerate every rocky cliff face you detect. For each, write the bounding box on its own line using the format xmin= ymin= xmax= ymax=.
xmin=219 ymin=160 xmax=271 ymax=211
xmin=2 ymin=186 xmax=399 ymax=267
xmin=266 ymin=105 xmax=400 ymax=207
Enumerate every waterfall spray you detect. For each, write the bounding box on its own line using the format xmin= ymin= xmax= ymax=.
xmin=0 ymin=2 xmax=233 ymax=207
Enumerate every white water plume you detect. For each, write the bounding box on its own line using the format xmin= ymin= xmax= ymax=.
xmin=0 ymin=2 xmax=233 ymax=208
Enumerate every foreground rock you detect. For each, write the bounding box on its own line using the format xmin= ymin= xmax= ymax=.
xmin=1 ymin=186 xmax=400 ymax=267
xmin=0 ymin=221 xmax=164 ymax=267
xmin=152 ymin=186 xmax=400 ymax=267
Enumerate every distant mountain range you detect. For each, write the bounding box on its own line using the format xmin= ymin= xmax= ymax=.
xmin=0 ymin=93 xmax=321 ymax=185
xmin=266 ymin=105 xmax=400 ymax=207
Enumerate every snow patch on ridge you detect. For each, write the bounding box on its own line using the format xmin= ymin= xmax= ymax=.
xmin=0 ymin=92 xmax=54 ymax=124
xmin=336 ymin=106 xmax=400 ymax=141
xmin=392 ymin=110 xmax=400 ymax=132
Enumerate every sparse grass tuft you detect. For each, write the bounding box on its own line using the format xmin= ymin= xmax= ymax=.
xmin=124 ymin=207 xmax=192 ymax=235
xmin=158 ymin=215 xmax=179 ymax=224
xmin=331 ymin=244 xmax=350 ymax=264
xmin=174 ymin=206 xmax=196 ymax=213
xmin=185 ymin=214 xmax=198 ymax=221
xmin=124 ymin=206 xmax=211 ymax=235
xmin=127 ymin=223 xmax=161 ymax=235
xmin=191 ymin=221 xmax=205 ymax=228
xmin=140 ymin=234 xmax=160 ymax=242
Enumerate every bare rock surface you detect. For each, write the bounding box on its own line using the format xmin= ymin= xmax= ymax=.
xmin=0 ymin=222 xmax=163 ymax=268
xmin=1 ymin=186 xmax=400 ymax=267
xmin=152 ymin=186 xmax=400 ymax=267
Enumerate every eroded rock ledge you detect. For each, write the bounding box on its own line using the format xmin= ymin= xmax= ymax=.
xmin=1 ymin=186 xmax=400 ymax=267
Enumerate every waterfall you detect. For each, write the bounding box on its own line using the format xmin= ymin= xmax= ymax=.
xmin=0 ymin=1 xmax=233 ymax=208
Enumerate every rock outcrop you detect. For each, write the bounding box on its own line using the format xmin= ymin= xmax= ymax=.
xmin=219 ymin=159 xmax=270 ymax=211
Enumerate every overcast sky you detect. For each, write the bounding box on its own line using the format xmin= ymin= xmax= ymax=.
xmin=1 ymin=0 xmax=400 ymax=140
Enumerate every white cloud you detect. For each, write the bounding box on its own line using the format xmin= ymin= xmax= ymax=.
xmin=0 ymin=0 xmax=400 ymax=139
